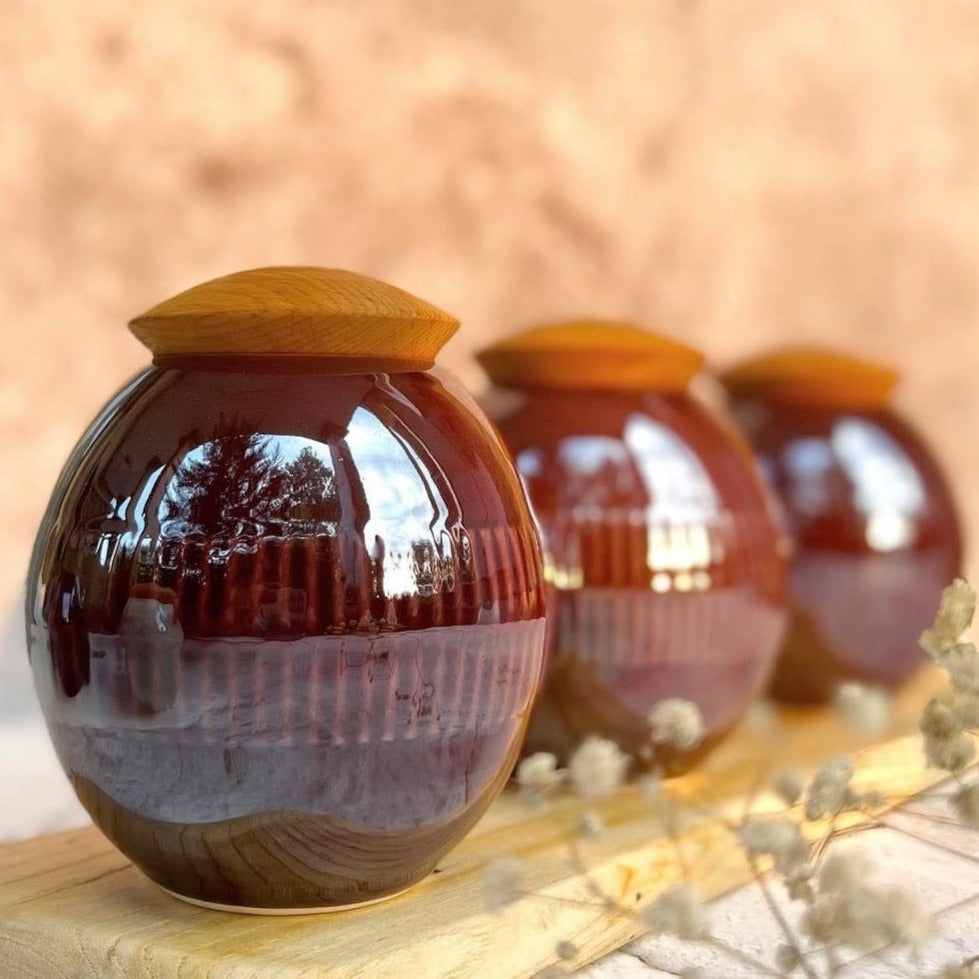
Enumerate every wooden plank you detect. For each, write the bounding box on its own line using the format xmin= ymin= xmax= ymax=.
xmin=0 ymin=667 xmax=952 ymax=979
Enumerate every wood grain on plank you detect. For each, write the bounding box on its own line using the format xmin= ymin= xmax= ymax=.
xmin=0 ymin=668 xmax=951 ymax=979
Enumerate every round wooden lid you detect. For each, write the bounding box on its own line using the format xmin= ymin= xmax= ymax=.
xmin=720 ymin=347 xmax=900 ymax=409
xmin=129 ymin=266 xmax=459 ymax=370
xmin=476 ymin=320 xmax=704 ymax=392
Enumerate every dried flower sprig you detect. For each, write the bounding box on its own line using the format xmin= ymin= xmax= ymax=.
xmin=648 ymin=699 xmax=705 ymax=751
xmin=516 ymin=751 xmax=564 ymax=803
xmin=482 ymin=581 xmax=979 ymax=974
xmin=569 ymin=736 xmax=629 ymax=799
xmin=640 ymin=882 xmax=707 ymax=939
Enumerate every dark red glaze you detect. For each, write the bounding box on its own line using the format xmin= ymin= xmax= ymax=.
xmin=489 ymin=389 xmax=787 ymax=767
xmin=726 ymin=397 xmax=963 ymax=701
xmin=27 ymin=363 xmax=546 ymax=909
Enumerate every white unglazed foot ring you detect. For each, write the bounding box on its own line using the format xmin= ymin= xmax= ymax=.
xmin=161 ymin=884 xmax=414 ymax=915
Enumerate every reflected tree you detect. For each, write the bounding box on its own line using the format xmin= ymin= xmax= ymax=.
xmin=283 ymin=446 xmax=340 ymax=529
xmin=161 ymin=423 xmax=340 ymax=537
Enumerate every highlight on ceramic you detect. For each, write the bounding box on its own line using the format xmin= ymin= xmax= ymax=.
xmin=479 ymin=320 xmax=789 ymax=770
xmin=721 ymin=346 xmax=964 ymax=702
xmin=26 ymin=267 xmax=548 ymax=912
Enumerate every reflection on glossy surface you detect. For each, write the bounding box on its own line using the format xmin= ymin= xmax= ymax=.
xmin=491 ymin=389 xmax=787 ymax=767
xmin=731 ymin=399 xmax=963 ymax=700
xmin=27 ymin=365 xmax=546 ymax=909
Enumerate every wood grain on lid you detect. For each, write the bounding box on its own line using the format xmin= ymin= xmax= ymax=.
xmin=129 ymin=267 xmax=459 ymax=368
xmin=720 ymin=347 xmax=900 ymax=409
xmin=477 ymin=320 xmax=704 ymax=392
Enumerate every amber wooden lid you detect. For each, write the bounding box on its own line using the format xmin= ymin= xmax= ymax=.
xmin=477 ymin=320 xmax=705 ymax=392
xmin=720 ymin=347 xmax=900 ymax=409
xmin=129 ymin=266 xmax=459 ymax=370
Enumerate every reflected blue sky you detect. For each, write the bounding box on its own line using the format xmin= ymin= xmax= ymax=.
xmin=832 ymin=417 xmax=925 ymax=551
xmin=346 ymin=406 xmax=454 ymax=598
xmin=781 ymin=417 xmax=926 ymax=552
xmin=529 ymin=414 xmax=724 ymax=583
xmin=154 ymin=413 xmax=457 ymax=598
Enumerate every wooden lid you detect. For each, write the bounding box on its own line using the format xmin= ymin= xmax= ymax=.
xmin=476 ymin=320 xmax=704 ymax=392
xmin=129 ymin=266 xmax=459 ymax=370
xmin=720 ymin=347 xmax=900 ymax=409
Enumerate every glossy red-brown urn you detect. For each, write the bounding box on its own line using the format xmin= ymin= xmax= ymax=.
xmin=721 ymin=347 xmax=964 ymax=702
xmin=478 ymin=322 xmax=788 ymax=769
xmin=26 ymin=268 xmax=547 ymax=912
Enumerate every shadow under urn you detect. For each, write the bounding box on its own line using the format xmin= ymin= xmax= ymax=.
xmin=478 ymin=322 xmax=788 ymax=770
xmin=720 ymin=347 xmax=964 ymax=702
xmin=26 ymin=267 xmax=547 ymax=912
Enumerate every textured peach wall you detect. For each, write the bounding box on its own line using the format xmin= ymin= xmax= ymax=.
xmin=3 ymin=0 xmax=979 ymax=611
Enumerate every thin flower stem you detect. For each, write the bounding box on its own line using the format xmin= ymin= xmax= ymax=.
xmin=893 ymin=806 xmax=965 ymax=826
xmin=880 ymin=815 xmax=979 ymax=866
xmin=811 ymin=804 xmax=844 ymax=867
xmin=515 ymin=889 xmax=618 ymax=912
xmin=750 ymin=857 xmax=822 ymax=979
xmin=566 ymin=836 xmax=622 ymax=911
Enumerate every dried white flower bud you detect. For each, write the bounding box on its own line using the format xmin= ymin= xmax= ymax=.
xmin=555 ymin=939 xmax=577 ymax=961
xmin=920 ymin=578 xmax=976 ymax=658
xmin=804 ymin=850 xmax=934 ymax=952
xmin=569 ymin=736 xmax=629 ymax=799
xmin=640 ymin=883 xmax=707 ymax=939
xmin=648 ymin=698 xmax=705 ymax=750
xmin=804 ymin=756 xmax=855 ymax=820
xmin=482 ymin=856 xmax=524 ymax=913
xmin=516 ymin=752 xmax=563 ymax=802
xmin=921 ymin=697 xmax=963 ymax=739
xmin=924 ymin=730 xmax=976 ymax=772
xmin=942 ymin=642 xmax=979 ymax=694
xmin=951 ymin=782 xmax=979 ymax=829
xmin=775 ymin=943 xmax=803 ymax=973
xmin=785 ymin=863 xmax=815 ymax=901
xmin=577 ymin=809 xmax=604 ymax=838
xmin=833 ymin=683 xmax=891 ymax=737
xmin=740 ymin=818 xmax=810 ymax=877
xmin=772 ymin=768 xmax=806 ymax=806
xmin=955 ymin=693 xmax=979 ymax=730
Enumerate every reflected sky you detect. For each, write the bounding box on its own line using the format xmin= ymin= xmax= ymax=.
xmin=781 ymin=417 xmax=926 ymax=552
xmin=534 ymin=414 xmax=723 ymax=581
xmin=623 ymin=415 xmax=721 ymax=524
xmin=156 ymin=412 xmax=457 ymax=600
xmin=345 ymin=406 xmax=455 ymax=598
xmin=832 ymin=417 xmax=925 ymax=551
xmin=159 ymin=432 xmax=338 ymax=539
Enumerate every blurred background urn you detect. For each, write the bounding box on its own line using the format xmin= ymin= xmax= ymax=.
xmin=480 ymin=321 xmax=788 ymax=769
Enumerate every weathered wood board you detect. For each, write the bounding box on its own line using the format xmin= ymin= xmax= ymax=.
xmin=0 ymin=668 xmax=953 ymax=979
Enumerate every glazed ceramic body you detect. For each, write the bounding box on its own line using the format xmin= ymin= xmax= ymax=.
xmin=491 ymin=388 xmax=787 ymax=765
xmin=728 ymin=397 xmax=963 ymax=700
xmin=27 ymin=363 xmax=546 ymax=910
